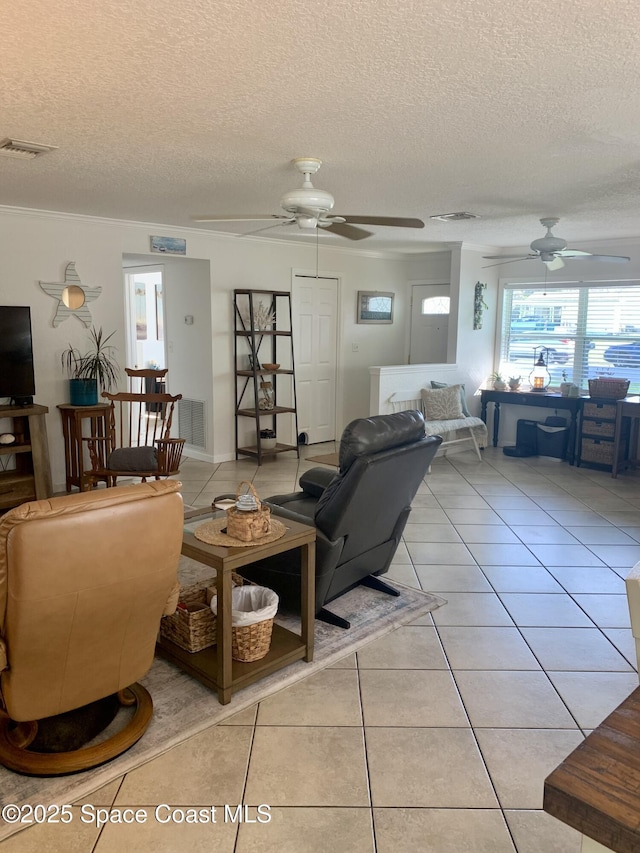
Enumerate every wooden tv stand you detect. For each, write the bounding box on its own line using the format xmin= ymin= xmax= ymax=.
xmin=0 ymin=404 xmax=52 ymax=511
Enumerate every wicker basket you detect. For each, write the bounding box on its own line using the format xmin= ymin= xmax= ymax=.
xmin=160 ymin=579 xmax=216 ymax=653
xmin=232 ymin=618 xmax=275 ymax=662
xmin=160 ymin=573 xmax=244 ymax=653
xmin=582 ymin=401 xmax=617 ymax=419
xmin=582 ymin=420 xmax=616 ymax=438
xmin=588 ymin=378 xmax=630 ymax=399
xmin=226 ymin=481 xmax=271 ymax=542
xmin=580 ymin=438 xmax=617 ymax=466
xmin=210 ymin=583 xmax=278 ymax=662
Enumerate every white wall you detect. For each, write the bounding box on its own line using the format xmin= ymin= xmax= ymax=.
xmin=0 ymin=206 xmax=411 ymax=490
xmin=393 ymin=244 xmax=500 ymax=408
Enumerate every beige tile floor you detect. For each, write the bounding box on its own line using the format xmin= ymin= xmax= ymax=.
xmin=6 ymin=445 xmax=640 ymax=852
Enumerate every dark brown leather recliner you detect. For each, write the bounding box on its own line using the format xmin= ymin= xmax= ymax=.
xmin=241 ymin=411 xmax=442 ymax=628
xmin=0 ymin=480 xmax=183 ymax=776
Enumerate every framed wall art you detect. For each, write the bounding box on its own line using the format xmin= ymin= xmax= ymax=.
xmin=150 ymin=235 xmax=187 ymax=255
xmin=357 ymin=291 xmax=394 ymax=324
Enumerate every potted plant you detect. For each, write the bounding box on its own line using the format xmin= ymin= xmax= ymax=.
xmin=61 ymin=327 xmax=120 ymax=406
xmin=260 ymin=428 xmax=277 ymax=450
xmin=508 ymin=375 xmax=522 ymax=391
xmin=489 ymin=372 xmax=507 ymax=391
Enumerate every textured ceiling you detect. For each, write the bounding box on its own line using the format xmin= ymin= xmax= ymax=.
xmin=2 ymin=0 xmax=640 ymax=253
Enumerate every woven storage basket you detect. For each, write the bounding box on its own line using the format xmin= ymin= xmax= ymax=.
xmin=582 ymin=401 xmax=617 ymax=419
xmin=582 ymin=420 xmax=616 ymax=438
xmin=226 ymin=481 xmax=271 ymax=542
xmin=210 ymin=584 xmax=278 ymax=662
xmin=580 ymin=438 xmax=617 ymax=466
xmin=588 ymin=378 xmax=630 ymax=399
xmin=160 ymin=573 xmax=244 ymax=653
xmin=232 ymin=618 xmax=274 ymax=662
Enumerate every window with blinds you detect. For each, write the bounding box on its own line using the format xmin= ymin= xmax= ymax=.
xmin=499 ymin=281 xmax=640 ymax=393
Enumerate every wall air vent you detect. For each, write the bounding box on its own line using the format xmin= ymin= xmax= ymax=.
xmin=429 ymin=212 xmax=480 ymax=222
xmin=0 ymin=138 xmax=59 ymax=159
xmin=178 ymin=398 xmax=206 ymax=449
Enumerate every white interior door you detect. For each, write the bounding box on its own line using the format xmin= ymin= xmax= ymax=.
xmin=292 ymin=275 xmax=338 ymax=444
xmin=409 ymin=283 xmax=450 ymax=364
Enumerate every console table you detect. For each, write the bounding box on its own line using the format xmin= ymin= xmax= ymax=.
xmin=480 ymin=389 xmax=583 ymax=464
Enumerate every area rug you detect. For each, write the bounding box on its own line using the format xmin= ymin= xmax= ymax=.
xmin=0 ymin=558 xmax=444 ymax=841
xmin=305 ymin=452 xmax=339 ymax=467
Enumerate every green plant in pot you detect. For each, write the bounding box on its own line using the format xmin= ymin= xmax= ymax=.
xmin=61 ymin=327 xmax=120 ymax=406
xmin=489 ymin=372 xmax=507 ymax=391
xmin=260 ymin=427 xmax=277 ymax=449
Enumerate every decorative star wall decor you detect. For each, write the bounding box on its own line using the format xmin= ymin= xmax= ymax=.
xmin=39 ymin=261 xmax=102 ymax=327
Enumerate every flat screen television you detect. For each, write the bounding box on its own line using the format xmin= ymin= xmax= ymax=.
xmin=0 ymin=306 xmax=36 ymax=404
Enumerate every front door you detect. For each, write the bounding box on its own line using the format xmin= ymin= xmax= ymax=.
xmin=292 ymin=275 xmax=339 ymax=444
xmin=409 ymin=283 xmax=450 ymax=364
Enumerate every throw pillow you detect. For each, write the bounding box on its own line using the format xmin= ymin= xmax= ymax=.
xmin=107 ymin=445 xmax=158 ymax=472
xmin=431 ymin=380 xmax=472 ymax=417
xmin=421 ymin=385 xmax=463 ymax=421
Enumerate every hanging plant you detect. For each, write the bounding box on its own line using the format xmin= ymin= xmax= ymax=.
xmin=473 ymin=281 xmax=488 ymax=330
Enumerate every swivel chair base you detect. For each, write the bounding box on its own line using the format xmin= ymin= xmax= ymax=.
xmin=318 ymin=574 xmax=402 ymax=630
xmin=360 ymin=575 xmax=401 ymax=597
xmin=0 ymin=683 xmax=153 ymax=776
xmin=317 ymin=607 xmax=352 ymax=630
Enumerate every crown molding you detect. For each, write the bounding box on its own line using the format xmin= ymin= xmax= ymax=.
xmin=0 ymin=204 xmax=417 ymax=261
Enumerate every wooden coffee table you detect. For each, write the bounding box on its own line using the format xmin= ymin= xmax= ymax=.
xmin=156 ymin=506 xmax=316 ymax=705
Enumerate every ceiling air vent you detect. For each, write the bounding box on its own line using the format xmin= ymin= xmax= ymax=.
xmin=429 ymin=212 xmax=480 ymax=222
xmin=0 ymin=138 xmax=59 ymax=159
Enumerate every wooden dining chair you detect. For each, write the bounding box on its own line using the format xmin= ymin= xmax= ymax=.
xmin=85 ymin=384 xmax=185 ymax=487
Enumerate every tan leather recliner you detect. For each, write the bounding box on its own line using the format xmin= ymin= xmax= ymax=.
xmin=0 ymin=480 xmax=183 ymax=775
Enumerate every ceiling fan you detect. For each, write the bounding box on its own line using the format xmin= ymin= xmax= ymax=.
xmin=483 ymin=218 xmax=630 ymax=270
xmin=191 ymin=157 xmax=425 ymax=241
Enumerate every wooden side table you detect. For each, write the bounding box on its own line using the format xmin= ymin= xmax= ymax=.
xmin=157 ymin=507 xmax=316 ymax=705
xmin=57 ymin=403 xmax=111 ymax=492
xmin=612 ymin=396 xmax=640 ymax=478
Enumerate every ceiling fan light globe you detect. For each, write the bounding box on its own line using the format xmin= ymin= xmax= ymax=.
xmin=296 ymin=215 xmax=318 ymax=230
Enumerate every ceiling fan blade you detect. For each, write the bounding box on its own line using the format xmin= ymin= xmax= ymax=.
xmin=191 ymin=214 xmax=284 ymax=222
xmin=483 ymin=254 xmax=537 ymax=260
xmin=482 ymin=257 xmax=531 ymax=268
xmin=237 ymin=220 xmax=296 ymax=237
xmin=322 ymin=222 xmax=373 ymax=241
xmin=569 ymin=253 xmax=630 ymax=263
xmin=338 ymin=216 xmax=424 ymax=228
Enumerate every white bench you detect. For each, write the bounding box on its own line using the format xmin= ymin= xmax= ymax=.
xmin=389 ymin=391 xmax=486 ymax=463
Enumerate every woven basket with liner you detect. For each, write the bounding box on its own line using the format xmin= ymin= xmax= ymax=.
xmin=159 ymin=573 xmax=244 ymax=653
xmin=211 ymin=584 xmax=279 ymax=662
xmin=226 ymin=481 xmax=271 ymax=542
xmin=588 ymin=378 xmax=630 ymax=400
